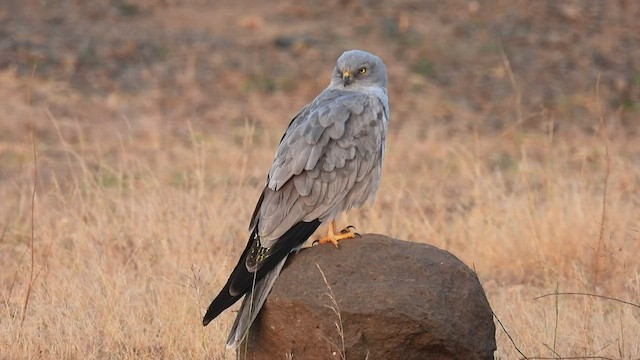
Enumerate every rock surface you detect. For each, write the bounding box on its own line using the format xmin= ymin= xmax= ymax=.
xmin=239 ymin=234 xmax=496 ymax=360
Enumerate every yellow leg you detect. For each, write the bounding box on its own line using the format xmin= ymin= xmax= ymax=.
xmin=317 ymin=220 xmax=357 ymax=247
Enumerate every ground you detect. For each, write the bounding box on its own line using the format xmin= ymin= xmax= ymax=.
xmin=1 ymin=0 xmax=639 ymax=359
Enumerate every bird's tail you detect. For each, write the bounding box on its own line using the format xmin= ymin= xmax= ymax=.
xmin=225 ymin=255 xmax=289 ymax=349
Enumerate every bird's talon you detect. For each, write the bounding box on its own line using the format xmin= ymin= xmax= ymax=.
xmin=340 ymin=225 xmax=356 ymax=234
xmin=316 ymin=221 xmax=357 ymax=247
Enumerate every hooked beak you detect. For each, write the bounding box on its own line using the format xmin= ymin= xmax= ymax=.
xmin=342 ymin=70 xmax=352 ymax=85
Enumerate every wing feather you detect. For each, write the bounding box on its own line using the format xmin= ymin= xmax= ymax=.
xmin=255 ymin=90 xmax=388 ymax=244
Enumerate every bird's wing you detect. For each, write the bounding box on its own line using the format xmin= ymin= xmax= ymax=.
xmin=255 ymin=89 xmax=388 ymax=247
xmin=203 ymin=87 xmax=388 ymax=331
xmin=202 ymin=219 xmax=320 ymax=325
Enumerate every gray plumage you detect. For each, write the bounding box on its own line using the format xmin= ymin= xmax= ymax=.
xmin=258 ymin=50 xmax=389 ymax=244
xmin=202 ymin=49 xmax=390 ymax=350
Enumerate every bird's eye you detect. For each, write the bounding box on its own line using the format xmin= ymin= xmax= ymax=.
xmin=358 ymin=67 xmax=367 ymax=74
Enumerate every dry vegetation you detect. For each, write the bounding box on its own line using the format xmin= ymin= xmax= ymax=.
xmin=1 ymin=1 xmax=640 ymax=359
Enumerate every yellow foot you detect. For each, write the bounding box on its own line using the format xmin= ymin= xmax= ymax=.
xmin=315 ymin=221 xmax=358 ymax=248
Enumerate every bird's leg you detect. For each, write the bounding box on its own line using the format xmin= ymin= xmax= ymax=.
xmin=317 ymin=220 xmax=357 ymax=247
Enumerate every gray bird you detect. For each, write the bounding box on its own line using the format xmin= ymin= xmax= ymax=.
xmin=202 ymin=49 xmax=390 ymax=349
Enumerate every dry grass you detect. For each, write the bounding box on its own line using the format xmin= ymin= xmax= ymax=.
xmin=317 ymin=264 xmax=346 ymax=360
xmin=1 ymin=70 xmax=640 ymax=359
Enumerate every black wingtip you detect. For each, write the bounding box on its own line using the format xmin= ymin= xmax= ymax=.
xmin=201 ymin=219 xmax=322 ymax=328
xmin=203 ymin=305 xmax=218 ymax=326
xmin=202 ymin=284 xmax=243 ymax=327
xmin=203 ymin=308 xmax=218 ymax=326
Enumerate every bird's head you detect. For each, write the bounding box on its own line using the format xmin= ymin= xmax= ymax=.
xmin=330 ymin=50 xmax=387 ymax=89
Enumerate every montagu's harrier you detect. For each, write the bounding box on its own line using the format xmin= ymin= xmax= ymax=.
xmin=203 ymin=49 xmax=390 ymax=349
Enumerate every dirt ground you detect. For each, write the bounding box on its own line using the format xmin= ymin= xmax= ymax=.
xmin=1 ymin=1 xmax=639 ymax=359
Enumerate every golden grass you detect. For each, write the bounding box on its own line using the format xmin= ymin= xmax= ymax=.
xmin=1 ymin=80 xmax=639 ymax=359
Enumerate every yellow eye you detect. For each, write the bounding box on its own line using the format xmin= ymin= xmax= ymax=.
xmin=358 ymin=67 xmax=367 ymax=74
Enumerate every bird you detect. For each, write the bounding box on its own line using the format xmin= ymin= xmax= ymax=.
xmin=202 ymin=49 xmax=390 ymax=349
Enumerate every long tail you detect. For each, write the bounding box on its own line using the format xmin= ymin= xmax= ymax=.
xmin=202 ymin=220 xmax=320 ymax=327
xmin=202 ymin=219 xmax=321 ymax=349
xmin=225 ymin=255 xmax=289 ymax=349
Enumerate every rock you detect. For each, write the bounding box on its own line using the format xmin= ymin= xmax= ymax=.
xmin=238 ymin=234 xmax=496 ymax=360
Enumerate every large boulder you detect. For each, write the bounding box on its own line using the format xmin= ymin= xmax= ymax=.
xmin=239 ymin=234 xmax=496 ymax=360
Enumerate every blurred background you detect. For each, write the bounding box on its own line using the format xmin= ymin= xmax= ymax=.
xmin=2 ymin=0 xmax=638 ymax=139
xmin=1 ymin=1 xmax=639 ymax=359
xmin=2 ymin=0 xmax=638 ymax=186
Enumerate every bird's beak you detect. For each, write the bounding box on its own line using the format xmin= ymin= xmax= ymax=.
xmin=343 ymin=70 xmax=352 ymax=85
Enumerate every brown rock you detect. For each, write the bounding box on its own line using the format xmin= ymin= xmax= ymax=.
xmin=238 ymin=234 xmax=496 ymax=360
